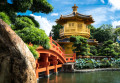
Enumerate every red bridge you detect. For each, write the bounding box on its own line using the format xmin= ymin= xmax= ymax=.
xmin=35 ymin=37 xmax=76 ymax=79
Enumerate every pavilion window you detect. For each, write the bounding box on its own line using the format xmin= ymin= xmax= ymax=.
xmin=72 ymin=23 xmax=74 ymax=26
xmin=69 ymin=23 xmax=71 ymax=27
xmin=78 ymin=24 xmax=82 ymax=28
xmin=69 ymin=23 xmax=74 ymax=27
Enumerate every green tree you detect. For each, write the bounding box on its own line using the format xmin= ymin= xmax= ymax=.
xmin=93 ymin=24 xmax=113 ymax=43
xmin=88 ymin=25 xmax=96 ymax=39
xmin=114 ymin=28 xmax=120 ymax=41
xmin=98 ymin=40 xmax=118 ymax=57
xmin=113 ymin=42 xmax=120 ymax=56
xmin=0 ymin=0 xmax=53 ymax=13
xmin=70 ymin=36 xmax=90 ymax=56
xmin=51 ymin=24 xmax=63 ymax=40
xmin=13 ymin=16 xmax=39 ymax=30
xmin=90 ymin=46 xmax=97 ymax=56
xmin=16 ymin=27 xmax=50 ymax=49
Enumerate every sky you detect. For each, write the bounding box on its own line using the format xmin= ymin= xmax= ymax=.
xmin=10 ymin=0 xmax=120 ymax=35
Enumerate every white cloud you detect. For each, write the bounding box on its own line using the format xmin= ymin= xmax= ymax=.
xmin=30 ymin=14 xmax=56 ymax=36
xmin=112 ymin=21 xmax=120 ymax=28
xmin=101 ymin=0 xmax=105 ymax=4
xmin=84 ymin=7 xmax=108 ymax=26
xmin=109 ymin=0 xmax=120 ymax=11
xmin=51 ymin=13 xmax=58 ymax=16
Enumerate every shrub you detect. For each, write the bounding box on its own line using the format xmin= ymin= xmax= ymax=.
xmin=16 ymin=27 xmax=50 ymax=49
xmin=27 ymin=45 xmax=39 ymax=59
xmin=0 ymin=12 xmax=11 ymax=25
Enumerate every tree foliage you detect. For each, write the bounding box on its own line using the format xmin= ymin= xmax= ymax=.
xmin=0 ymin=0 xmax=53 ymax=13
xmin=29 ymin=0 xmax=53 ymax=13
xmin=98 ymin=40 xmax=118 ymax=57
xmin=51 ymin=24 xmax=63 ymax=40
xmin=16 ymin=27 xmax=50 ymax=49
xmin=90 ymin=46 xmax=97 ymax=56
xmin=13 ymin=16 xmax=38 ymax=30
xmin=27 ymin=45 xmax=39 ymax=59
xmin=93 ymin=24 xmax=113 ymax=43
xmin=0 ymin=12 xmax=11 ymax=25
xmin=114 ymin=28 xmax=120 ymax=41
xmin=88 ymin=25 xmax=96 ymax=39
xmin=18 ymin=15 xmax=40 ymax=28
xmin=70 ymin=36 xmax=90 ymax=56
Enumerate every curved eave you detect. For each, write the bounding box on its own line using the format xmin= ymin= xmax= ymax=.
xmin=56 ymin=16 xmax=94 ymax=25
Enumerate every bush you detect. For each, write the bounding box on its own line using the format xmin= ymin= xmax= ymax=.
xmin=0 ymin=12 xmax=11 ymax=25
xmin=75 ymin=58 xmax=120 ymax=69
xmin=16 ymin=27 xmax=50 ymax=49
xmin=27 ymin=45 xmax=39 ymax=59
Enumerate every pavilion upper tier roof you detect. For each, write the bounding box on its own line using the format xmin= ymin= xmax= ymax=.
xmin=62 ymin=12 xmax=91 ymax=18
xmin=56 ymin=4 xmax=94 ymax=25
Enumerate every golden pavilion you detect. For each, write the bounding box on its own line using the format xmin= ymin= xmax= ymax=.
xmin=56 ymin=4 xmax=98 ymax=57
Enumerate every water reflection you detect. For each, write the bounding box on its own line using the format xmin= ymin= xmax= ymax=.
xmin=39 ymin=71 xmax=120 ymax=83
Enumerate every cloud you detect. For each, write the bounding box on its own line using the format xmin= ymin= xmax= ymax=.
xmin=101 ymin=0 xmax=105 ymax=4
xmin=84 ymin=7 xmax=108 ymax=26
xmin=51 ymin=13 xmax=58 ymax=16
xmin=30 ymin=14 xmax=56 ymax=36
xmin=112 ymin=21 xmax=120 ymax=28
xmin=109 ymin=0 xmax=120 ymax=11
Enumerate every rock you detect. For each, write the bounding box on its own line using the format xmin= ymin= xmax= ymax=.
xmin=62 ymin=63 xmax=75 ymax=72
xmin=0 ymin=19 xmax=37 ymax=83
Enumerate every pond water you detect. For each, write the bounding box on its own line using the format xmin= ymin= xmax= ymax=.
xmin=39 ymin=71 xmax=120 ymax=83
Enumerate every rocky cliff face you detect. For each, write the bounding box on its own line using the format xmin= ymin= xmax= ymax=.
xmin=0 ymin=19 xmax=37 ymax=83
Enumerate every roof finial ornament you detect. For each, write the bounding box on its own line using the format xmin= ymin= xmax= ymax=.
xmin=72 ymin=4 xmax=78 ymax=13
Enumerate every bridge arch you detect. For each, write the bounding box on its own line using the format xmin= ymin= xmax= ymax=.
xmin=35 ymin=37 xmax=76 ymax=79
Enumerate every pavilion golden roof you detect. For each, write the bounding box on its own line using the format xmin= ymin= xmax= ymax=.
xmin=56 ymin=4 xmax=94 ymax=25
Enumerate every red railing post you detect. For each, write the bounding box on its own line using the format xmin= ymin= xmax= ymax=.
xmin=49 ymin=36 xmax=52 ymax=44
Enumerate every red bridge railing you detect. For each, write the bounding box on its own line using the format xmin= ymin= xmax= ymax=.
xmin=49 ymin=37 xmax=65 ymax=59
xmin=49 ymin=37 xmax=76 ymax=63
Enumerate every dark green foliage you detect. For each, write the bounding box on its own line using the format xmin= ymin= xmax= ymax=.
xmin=0 ymin=0 xmax=53 ymax=13
xmin=114 ymin=28 xmax=120 ymax=41
xmin=16 ymin=27 xmax=50 ymax=49
xmin=17 ymin=15 xmax=40 ymax=28
xmin=88 ymin=25 xmax=96 ymax=39
xmin=12 ymin=0 xmax=33 ymax=12
xmin=98 ymin=40 xmax=118 ymax=57
xmin=93 ymin=24 xmax=113 ymax=43
xmin=0 ymin=12 xmax=11 ymax=25
xmin=113 ymin=42 xmax=120 ymax=53
xmin=90 ymin=45 xmax=97 ymax=56
xmin=14 ymin=16 xmax=36 ymax=30
xmin=30 ymin=0 xmax=53 ymax=13
xmin=51 ymin=24 xmax=63 ymax=40
xmin=70 ymin=36 xmax=90 ymax=56
xmin=0 ymin=0 xmax=53 ymax=26
xmin=114 ymin=28 xmax=120 ymax=35
xmin=27 ymin=45 xmax=39 ymax=59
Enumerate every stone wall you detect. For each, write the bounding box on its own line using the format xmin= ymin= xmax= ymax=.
xmin=0 ymin=19 xmax=37 ymax=83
